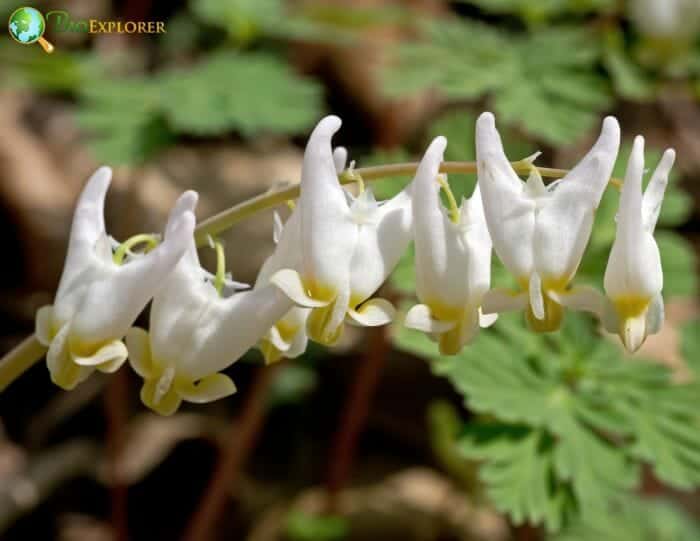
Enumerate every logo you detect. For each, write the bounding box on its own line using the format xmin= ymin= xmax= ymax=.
xmin=8 ymin=6 xmax=54 ymax=53
xmin=8 ymin=6 xmax=167 ymax=53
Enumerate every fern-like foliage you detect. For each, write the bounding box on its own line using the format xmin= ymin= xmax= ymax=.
xmin=394 ymin=313 xmax=700 ymax=531
xmin=384 ymin=22 xmax=612 ymax=144
xmin=75 ymin=52 xmax=322 ymax=164
xmin=553 ymin=495 xmax=700 ymax=541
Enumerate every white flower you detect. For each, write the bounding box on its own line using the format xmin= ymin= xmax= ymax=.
xmin=256 ymin=147 xmax=350 ymax=362
xmin=271 ymin=116 xmax=414 ymax=345
xmin=603 ymin=136 xmax=675 ymax=352
xmin=126 ymin=236 xmax=294 ymax=415
xmin=628 ymin=0 xmax=700 ymax=40
xmin=404 ymin=136 xmax=495 ymax=355
xmin=35 ymin=167 xmax=196 ymax=390
xmin=477 ymin=112 xmax=620 ymax=332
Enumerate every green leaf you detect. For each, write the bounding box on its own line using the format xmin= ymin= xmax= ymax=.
xmin=554 ymin=496 xmax=700 ymax=541
xmin=396 ymin=312 xmax=700 ymax=531
xmin=75 ymin=52 xmax=322 ymax=163
xmin=681 ymin=319 xmax=700 ymax=378
xmin=159 ymin=52 xmax=322 ymax=136
xmin=602 ymin=29 xmax=656 ymax=101
xmin=286 ymin=511 xmax=348 ymax=541
xmin=383 ymin=19 xmax=516 ymax=100
xmin=453 ymin=0 xmax=617 ymax=25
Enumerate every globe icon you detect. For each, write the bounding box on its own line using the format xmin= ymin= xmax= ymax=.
xmin=8 ymin=6 xmax=45 ymax=43
xmin=8 ymin=7 xmax=53 ymax=52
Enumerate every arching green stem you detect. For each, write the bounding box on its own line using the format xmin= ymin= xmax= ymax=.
xmin=211 ymin=237 xmax=227 ymax=296
xmin=194 ymin=161 xmax=622 ymax=245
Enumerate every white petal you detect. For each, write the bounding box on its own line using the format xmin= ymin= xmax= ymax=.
xmin=272 ymin=211 xmax=284 ymax=245
xmin=299 ymin=116 xmax=358 ymax=298
xmin=404 ymin=304 xmax=457 ymax=333
xmin=412 ymin=136 xmax=450 ymax=303
xmin=180 ymin=285 xmax=293 ymax=379
xmin=125 ymin=327 xmax=154 ymax=379
xmin=176 ymin=373 xmax=237 ymax=403
xmin=645 ymin=292 xmax=664 ymax=335
xmin=35 ymin=305 xmax=53 ymax=346
xmin=333 ymin=146 xmax=348 ymax=173
xmin=476 ymin=112 xmax=535 ymax=279
xmin=47 ymin=323 xmax=91 ymax=390
xmin=549 ymin=117 xmax=620 ymax=207
xmin=481 ymin=288 xmax=528 ymax=315
xmin=73 ymin=340 xmax=128 ymax=370
xmin=642 ymin=148 xmax=675 ymax=233
xmin=285 ymin=328 xmax=309 ymax=358
xmin=346 ymin=298 xmax=396 ymax=327
xmin=267 ymin=325 xmax=292 ymax=352
xmin=479 ymin=308 xmax=498 ymax=328
xmin=270 ymin=269 xmax=331 ymax=308
xmin=621 ymin=313 xmax=647 ymax=353
xmin=257 ymin=209 xmax=302 ymax=286
xmin=528 ymin=273 xmax=545 ymax=320
xmin=68 ymin=167 xmax=111 ymax=249
xmin=547 ymin=285 xmax=604 ymax=317
xmin=72 ymin=206 xmax=196 ymax=342
xmin=604 ymin=137 xmax=663 ymax=299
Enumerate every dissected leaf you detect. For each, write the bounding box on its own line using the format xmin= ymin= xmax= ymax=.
xmin=75 ymin=52 xmax=322 ymax=164
xmin=395 ymin=312 xmax=700 ymax=531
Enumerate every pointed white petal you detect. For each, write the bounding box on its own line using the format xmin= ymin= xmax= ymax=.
xmin=604 ymin=137 xmax=663 ymax=299
xmin=125 ymin=327 xmax=155 ymax=379
xmin=551 ymin=117 xmax=620 ymax=207
xmin=404 ymin=304 xmax=457 ymax=333
xmin=176 ymin=373 xmax=237 ymax=403
xmin=476 ymin=112 xmax=535 ymax=279
xmin=527 ymin=273 xmax=544 ymax=320
xmin=35 ymin=305 xmax=53 ymax=346
xmin=547 ymin=285 xmax=604 ymax=317
xmin=299 ymin=116 xmax=358 ymax=298
xmin=73 ymin=340 xmax=128 ymax=369
xmin=333 ymin=146 xmax=348 ymax=173
xmin=257 ymin=209 xmax=302 ymax=286
xmin=270 ymin=269 xmax=331 ymax=308
xmin=412 ymin=136 xmax=449 ymax=303
xmin=481 ymin=288 xmax=528 ymax=315
xmin=642 ymin=148 xmax=675 ymax=233
xmin=69 ymin=167 xmax=111 ymax=248
xmin=346 ymin=298 xmax=396 ymax=327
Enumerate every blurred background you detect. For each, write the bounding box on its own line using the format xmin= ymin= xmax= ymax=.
xmin=1 ymin=0 xmax=700 ymax=539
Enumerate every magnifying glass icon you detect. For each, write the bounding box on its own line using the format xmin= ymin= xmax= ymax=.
xmin=8 ymin=7 xmax=55 ymax=53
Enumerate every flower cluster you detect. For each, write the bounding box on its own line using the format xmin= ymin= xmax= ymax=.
xmin=35 ymin=113 xmax=675 ymax=414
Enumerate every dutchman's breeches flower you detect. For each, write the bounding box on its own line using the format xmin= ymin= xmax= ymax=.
xmin=35 ymin=168 xmax=196 ymax=390
xmin=477 ymin=112 xmax=620 ymax=332
xmin=271 ymin=116 xmax=414 ymax=346
xmin=404 ymin=136 xmax=495 ymax=355
xmin=127 ymin=237 xmax=294 ymax=415
xmin=603 ymin=136 xmax=675 ymax=353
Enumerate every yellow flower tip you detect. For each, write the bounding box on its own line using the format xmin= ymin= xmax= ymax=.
xmin=525 ymin=296 xmax=564 ymax=333
xmin=613 ymin=295 xmax=652 ymax=353
xmin=259 ymin=339 xmax=283 ymax=364
xmin=438 ymin=327 xmax=463 ymax=356
xmin=307 ymin=300 xmax=345 ymax=346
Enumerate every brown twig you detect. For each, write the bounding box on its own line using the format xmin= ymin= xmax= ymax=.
xmin=325 ymin=326 xmax=390 ymax=512
xmin=104 ymin=369 xmax=129 ymax=541
xmin=182 ymin=364 xmax=281 ymax=541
